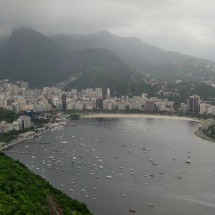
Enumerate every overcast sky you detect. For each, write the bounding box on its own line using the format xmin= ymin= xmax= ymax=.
xmin=0 ymin=0 xmax=215 ymax=61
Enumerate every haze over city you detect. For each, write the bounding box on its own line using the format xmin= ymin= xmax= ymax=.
xmin=0 ymin=0 xmax=215 ymax=61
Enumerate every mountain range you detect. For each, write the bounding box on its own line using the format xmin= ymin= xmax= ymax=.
xmin=0 ymin=27 xmax=215 ymax=94
xmin=52 ymin=30 xmax=215 ymax=81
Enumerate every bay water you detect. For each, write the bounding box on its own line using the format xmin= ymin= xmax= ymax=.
xmin=5 ymin=118 xmax=215 ymax=215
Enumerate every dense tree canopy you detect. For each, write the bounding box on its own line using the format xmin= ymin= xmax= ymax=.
xmin=0 ymin=153 xmax=92 ymax=215
xmin=0 ymin=108 xmax=18 ymax=123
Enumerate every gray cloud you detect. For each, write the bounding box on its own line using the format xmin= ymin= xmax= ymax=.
xmin=0 ymin=0 xmax=215 ymax=61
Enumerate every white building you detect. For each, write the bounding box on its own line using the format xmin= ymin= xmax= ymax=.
xmin=66 ymin=101 xmax=75 ymax=110
xmin=180 ymin=103 xmax=188 ymax=112
xmin=19 ymin=115 xmax=31 ymax=129
xmin=75 ymin=102 xmax=84 ymax=110
xmin=206 ymin=105 xmax=215 ymax=115
xmin=199 ymin=103 xmax=206 ymax=114
xmin=95 ymin=88 xmax=103 ymax=98
xmin=103 ymin=101 xmax=112 ymax=111
xmin=118 ymin=102 xmax=127 ymax=110
xmin=129 ymin=102 xmax=141 ymax=110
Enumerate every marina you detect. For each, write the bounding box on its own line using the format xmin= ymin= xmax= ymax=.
xmin=5 ymin=118 xmax=215 ymax=215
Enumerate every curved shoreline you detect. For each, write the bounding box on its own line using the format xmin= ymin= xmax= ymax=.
xmin=81 ymin=113 xmax=200 ymax=122
xmin=82 ymin=113 xmax=215 ymax=143
xmin=195 ymin=128 xmax=215 ymax=142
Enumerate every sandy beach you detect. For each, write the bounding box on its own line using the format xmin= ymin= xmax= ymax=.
xmin=82 ymin=113 xmax=200 ymax=122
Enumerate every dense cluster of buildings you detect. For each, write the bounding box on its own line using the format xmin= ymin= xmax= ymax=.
xmin=180 ymin=95 xmax=215 ymax=115
xmin=0 ymin=80 xmax=175 ymax=113
xmin=0 ymin=115 xmax=31 ymax=134
xmin=0 ymin=80 xmax=51 ymax=112
xmin=0 ymin=79 xmax=215 ymax=116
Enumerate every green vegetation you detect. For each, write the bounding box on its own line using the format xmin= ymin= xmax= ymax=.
xmin=129 ymin=81 xmax=158 ymax=98
xmin=1 ymin=27 xmax=215 ymax=98
xmin=1 ymin=27 xmax=215 ymax=91
xmin=202 ymin=124 xmax=215 ymax=140
xmin=158 ymin=82 xmax=215 ymax=109
xmin=0 ymin=127 xmax=34 ymax=143
xmin=0 ymin=28 xmax=136 ymax=89
xmin=0 ymin=108 xmax=18 ymax=123
xmin=0 ymin=28 xmax=64 ymax=87
xmin=0 ymin=153 xmax=92 ymax=215
xmin=53 ymin=30 xmax=215 ymax=82
xmin=70 ymin=114 xmax=80 ymax=120
xmin=31 ymin=117 xmax=50 ymax=128
xmin=62 ymin=48 xmax=137 ymax=97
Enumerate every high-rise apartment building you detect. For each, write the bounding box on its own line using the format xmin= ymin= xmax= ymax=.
xmin=62 ymin=94 xmax=67 ymax=110
xmin=188 ymin=95 xmax=200 ymax=113
xmin=106 ymin=88 xmax=111 ymax=98
xmin=96 ymin=98 xmax=103 ymax=109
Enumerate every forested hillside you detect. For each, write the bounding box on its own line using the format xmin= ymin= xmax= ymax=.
xmin=0 ymin=153 xmax=92 ymax=215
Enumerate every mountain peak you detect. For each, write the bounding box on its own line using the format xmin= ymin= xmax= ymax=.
xmin=98 ymin=30 xmax=112 ymax=35
xmin=8 ymin=26 xmax=56 ymax=55
xmin=10 ymin=27 xmax=48 ymax=42
xmin=12 ymin=26 xmax=37 ymax=33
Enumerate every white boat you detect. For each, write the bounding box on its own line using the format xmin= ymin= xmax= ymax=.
xmin=61 ymin=141 xmax=69 ymax=144
xmin=148 ymin=203 xmax=154 ymax=207
xmin=105 ymin=176 xmax=112 ymax=179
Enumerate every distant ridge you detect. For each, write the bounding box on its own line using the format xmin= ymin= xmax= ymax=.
xmin=52 ymin=30 xmax=215 ymax=81
xmin=60 ymin=48 xmax=139 ymax=96
xmin=0 ymin=27 xmax=61 ymax=86
xmin=0 ymin=27 xmax=215 ymax=91
xmin=0 ymin=27 xmax=136 ymax=91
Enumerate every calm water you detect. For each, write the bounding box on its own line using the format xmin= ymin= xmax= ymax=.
xmin=5 ymin=118 xmax=215 ymax=215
